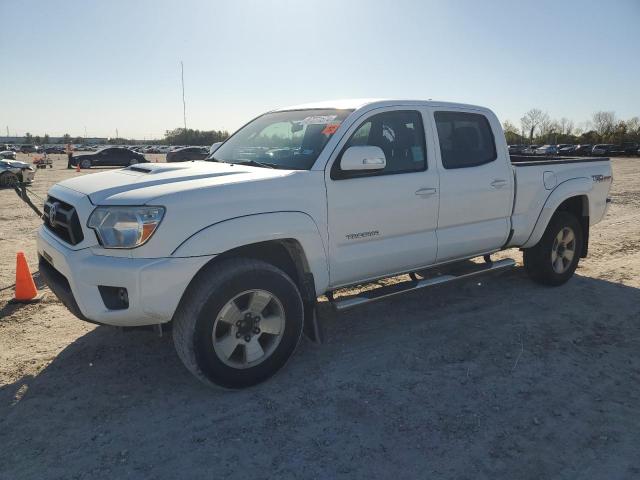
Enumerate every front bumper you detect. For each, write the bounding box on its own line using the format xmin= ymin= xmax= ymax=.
xmin=37 ymin=225 xmax=214 ymax=326
xmin=21 ymin=169 xmax=36 ymax=182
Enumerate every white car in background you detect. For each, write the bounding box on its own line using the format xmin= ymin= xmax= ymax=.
xmin=0 ymin=158 xmax=36 ymax=187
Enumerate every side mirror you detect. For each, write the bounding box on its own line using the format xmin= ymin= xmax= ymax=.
xmin=340 ymin=146 xmax=386 ymax=171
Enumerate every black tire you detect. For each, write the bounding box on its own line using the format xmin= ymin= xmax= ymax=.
xmin=129 ymin=158 xmax=138 ymax=166
xmin=0 ymin=172 xmax=18 ymax=188
xmin=172 ymin=258 xmax=304 ymax=389
xmin=523 ymin=211 xmax=583 ymax=286
xmin=80 ymin=158 xmax=92 ymax=169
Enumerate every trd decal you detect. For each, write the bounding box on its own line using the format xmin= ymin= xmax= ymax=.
xmin=592 ymin=174 xmax=612 ymax=183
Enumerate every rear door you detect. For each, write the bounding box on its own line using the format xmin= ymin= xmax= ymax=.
xmin=430 ymin=108 xmax=513 ymax=262
xmin=325 ymin=107 xmax=440 ymax=287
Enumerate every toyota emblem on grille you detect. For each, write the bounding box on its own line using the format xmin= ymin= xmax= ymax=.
xmin=49 ymin=203 xmax=58 ymax=227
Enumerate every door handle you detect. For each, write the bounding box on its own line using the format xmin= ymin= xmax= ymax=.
xmin=415 ymin=187 xmax=437 ymax=197
xmin=490 ymin=179 xmax=507 ymax=189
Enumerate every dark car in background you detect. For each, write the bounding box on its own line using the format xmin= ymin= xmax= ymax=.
xmin=166 ymin=146 xmax=209 ymax=163
xmin=19 ymin=144 xmax=38 ymax=153
xmin=43 ymin=146 xmax=65 ymax=154
xmin=592 ymin=144 xmax=618 ymax=156
xmin=558 ymin=145 xmax=577 ymax=155
xmin=508 ymin=144 xmax=526 ymax=155
xmin=72 ymin=147 xmax=147 ymax=169
xmin=574 ymin=144 xmax=592 ymax=156
xmin=622 ymin=142 xmax=638 ymax=155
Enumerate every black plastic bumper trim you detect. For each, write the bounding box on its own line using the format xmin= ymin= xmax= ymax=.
xmin=38 ymin=255 xmax=101 ymax=325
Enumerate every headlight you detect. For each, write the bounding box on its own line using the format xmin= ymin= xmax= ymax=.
xmin=88 ymin=206 xmax=165 ymax=248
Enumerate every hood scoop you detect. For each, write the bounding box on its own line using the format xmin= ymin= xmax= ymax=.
xmin=129 ymin=166 xmax=152 ymax=173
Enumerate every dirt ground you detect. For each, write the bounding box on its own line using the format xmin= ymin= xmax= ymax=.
xmin=1 ymin=153 xmax=639 ymax=479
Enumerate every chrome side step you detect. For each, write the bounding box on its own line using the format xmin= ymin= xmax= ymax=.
xmin=331 ymin=258 xmax=516 ymax=311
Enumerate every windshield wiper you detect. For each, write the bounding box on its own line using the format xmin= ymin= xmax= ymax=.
xmin=233 ymin=160 xmax=278 ymax=169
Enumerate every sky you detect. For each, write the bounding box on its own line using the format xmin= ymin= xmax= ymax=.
xmin=0 ymin=0 xmax=638 ymax=140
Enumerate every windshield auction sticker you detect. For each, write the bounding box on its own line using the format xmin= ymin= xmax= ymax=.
xmin=297 ymin=115 xmax=337 ymax=126
xmin=321 ymin=123 xmax=340 ymax=135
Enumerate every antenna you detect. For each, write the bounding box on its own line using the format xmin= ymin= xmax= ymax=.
xmin=181 ymin=61 xmax=187 ymax=131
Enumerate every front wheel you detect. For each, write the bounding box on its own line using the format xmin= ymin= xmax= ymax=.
xmin=523 ymin=211 xmax=583 ymax=286
xmin=172 ymin=258 xmax=304 ymax=389
xmin=0 ymin=172 xmax=18 ymax=188
xmin=80 ymin=159 xmax=92 ymax=169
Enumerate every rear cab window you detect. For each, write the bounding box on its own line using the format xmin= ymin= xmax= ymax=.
xmin=434 ymin=111 xmax=497 ymax=169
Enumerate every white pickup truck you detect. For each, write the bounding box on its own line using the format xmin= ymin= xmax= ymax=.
xmin=37 ymin=99 xmax=612 ymax=388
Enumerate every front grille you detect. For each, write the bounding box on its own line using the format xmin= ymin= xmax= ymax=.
xmin=43 ymin=196 xmax=84 ymax=245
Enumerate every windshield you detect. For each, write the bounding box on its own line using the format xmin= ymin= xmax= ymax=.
xmin=210 ymin=109 xmax=353 ymax=169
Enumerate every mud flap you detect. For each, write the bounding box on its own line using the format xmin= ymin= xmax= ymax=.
xmin=303 ymin=301 xmax=324 ymax=344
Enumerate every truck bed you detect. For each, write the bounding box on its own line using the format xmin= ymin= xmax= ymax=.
xmin=510 ymin=155 xmax=610 ymax=166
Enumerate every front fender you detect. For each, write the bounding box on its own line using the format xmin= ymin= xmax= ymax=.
xmin=521 ymin=177 xmax=591 ymax=249
xmin=172 ymin=212 xmax=330 ymax=295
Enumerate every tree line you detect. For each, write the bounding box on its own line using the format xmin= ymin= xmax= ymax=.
xmin=503 ymin=110 xmax=640 ymax=146
xmin=162 ymin=128 xmax=229 ymax=146
xmin=18 ymin=128 xmax=230 ymax=146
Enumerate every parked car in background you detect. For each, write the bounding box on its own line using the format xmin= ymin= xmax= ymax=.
xmin=44 ymin=146 xmax=65 ymax=154
xmin=72 ymin=147 xmax=147 ymax=169
xmin=558 ymin=145 xmax=577 ymax=156
xmin=591 ymin=143 xmax=625 ymax=157
xmin=508 ymin=144 xmax=526 ymax=155
xmin=535 ymin=145 xmax=558 ymax=155
xmin=522 ymin=144 xmax=540 ymax=155
xmin=0 ymin=150 xmax=17 ymax=159
xmin=622 ymin=142 xmax=638 ymax=155
xmin=20 ymin=144 xmax=38 ymax=153
xmin=591 ymin=144 xmax=609 ymax=156
xmin=0 ymin=159 xmax=36 ymax=187
xmin=166 ymin=146 xmax=210 ymax=162
xmin=574 ymin=144 xmax=592 ymax=155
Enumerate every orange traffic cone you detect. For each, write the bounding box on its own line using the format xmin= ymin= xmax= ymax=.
xmin=12 ymin=252 xmax=41 ymax=303
xmin=76 ymin=162 xmax=81 ymax=172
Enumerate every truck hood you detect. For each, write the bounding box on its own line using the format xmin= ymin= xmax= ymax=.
xmin=57 ymin=161 xmax=294 ymax=205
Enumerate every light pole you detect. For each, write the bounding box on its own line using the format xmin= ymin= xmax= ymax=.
xmin=181 ymin=61 xmax=187 ymax=132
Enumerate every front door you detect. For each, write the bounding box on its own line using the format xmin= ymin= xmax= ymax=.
xmin=325 ymin=108 xmax=439 ymax=287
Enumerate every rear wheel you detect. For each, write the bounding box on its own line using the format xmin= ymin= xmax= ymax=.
xmin=172 ymin=258 xmax=304 ymax=389
xmin=523 ymin=211 xmax=583 ymax=286
xmin=129 ymin=158 xmax=138 ymax=166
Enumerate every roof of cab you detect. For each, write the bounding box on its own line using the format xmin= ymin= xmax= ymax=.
xmin=272 ymin=98 xmax=489 ymax=113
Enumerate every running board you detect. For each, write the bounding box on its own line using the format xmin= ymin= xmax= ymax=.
xmin=331 ymin=258 xmax=516 ymax=311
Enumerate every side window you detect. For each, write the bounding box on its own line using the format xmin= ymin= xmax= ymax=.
xmin=434 ymin=111 xmax=497 ymax=169
xmin=332 ymin=110 xmax=426 ymax=179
